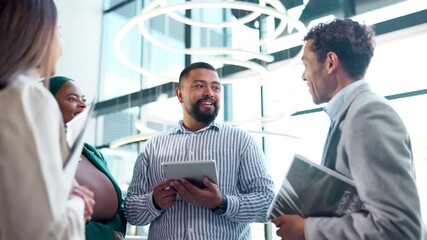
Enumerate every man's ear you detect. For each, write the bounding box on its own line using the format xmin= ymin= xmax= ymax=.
xmin=326 ymin=52 xmax=339 ymax=74
xmin=176 ymin=87 xmax=184 ymax=103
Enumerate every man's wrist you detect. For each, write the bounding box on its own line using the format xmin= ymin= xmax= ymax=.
xmin=212 ymin=195 xmax=227 ymax=215
xmin=152 ymin=196 xmax=162 ymax=210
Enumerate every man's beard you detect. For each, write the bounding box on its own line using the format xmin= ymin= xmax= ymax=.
xmin=189 ymin=98 xmax=219 ymax=123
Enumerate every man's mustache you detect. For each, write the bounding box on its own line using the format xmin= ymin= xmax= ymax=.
xmin=196 ymin=97 xmax=216 ymax=106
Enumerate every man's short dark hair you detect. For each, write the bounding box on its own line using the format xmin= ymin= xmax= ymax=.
xmin=178 ymin=62 xmax=217 ymax=87
xmin=303 ymin=18 xmax=375 ymax=79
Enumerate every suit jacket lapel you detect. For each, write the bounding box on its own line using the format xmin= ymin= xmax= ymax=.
xmin=321 ymin=82 xmax=372 ymax=169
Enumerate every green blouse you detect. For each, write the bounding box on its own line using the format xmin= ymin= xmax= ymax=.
xmin=82 ymin=143 xmax=127 ymax=240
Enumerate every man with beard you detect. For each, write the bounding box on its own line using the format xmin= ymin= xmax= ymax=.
xmin=124 ymin=62 xmax=275 ymax=240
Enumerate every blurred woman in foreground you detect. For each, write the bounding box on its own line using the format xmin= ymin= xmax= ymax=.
xmin=0 ymin=0 xmax=94 ymax=239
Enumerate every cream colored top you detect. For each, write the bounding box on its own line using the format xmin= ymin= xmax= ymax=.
xmin=0 ymin=74 xmax=85 ymax=239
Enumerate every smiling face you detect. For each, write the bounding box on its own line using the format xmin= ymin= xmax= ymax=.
xmin=54 ymin=81 xmax=87 ymax=124
xmin=301 ymin=40 xmax=334 ymax=105
xmin=176 ymin=68 xmax=221 ymax=130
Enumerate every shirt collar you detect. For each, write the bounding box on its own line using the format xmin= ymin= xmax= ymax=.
xmin=324 ymin=79 xmax=366 ymax=122
xmin=171 ymin=120 xmax=220 ymax=134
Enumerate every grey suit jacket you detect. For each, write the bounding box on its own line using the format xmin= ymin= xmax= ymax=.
xmin=305 ymin=82 xmax=425 ymax=239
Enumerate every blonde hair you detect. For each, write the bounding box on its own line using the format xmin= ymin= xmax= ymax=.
xmin=0 ymin=0 xmax=58 ymax=88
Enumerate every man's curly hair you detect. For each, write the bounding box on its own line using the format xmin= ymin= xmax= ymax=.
xmin=303 ymin=18 xmax=375 ymax=79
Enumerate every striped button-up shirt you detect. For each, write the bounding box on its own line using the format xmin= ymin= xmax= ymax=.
xmin=125 ymin=121 xmax=275 ymax=240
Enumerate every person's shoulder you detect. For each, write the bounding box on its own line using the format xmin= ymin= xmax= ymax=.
xmin=146 ymin=127 xmax=178 ymax=142
xmin=351 ymin=82 xmax=383 ymax=101
xmin=217 ymin=123 xmax=253 ymax=137
xmin=344 ymin=82 xmax=387 ymax=108
xmin=83 ymin=143 xmax=107 ymax=164
xmin=354 ymin=88 xmax=390 ymax=109
xmin=3 ymin=75 xmax=41 ymax=97
xmin=15 ymin=75 xmax=58 ymax=107
xmin=83 ymin=143 xmax=99 ymax=154
xmin=348 ymin=86 xmax=401 ymax=121
xmin=217 ymin=122 xmax=245 ymax=131
xmin=7 ymin=75 xmax=59 ymax=115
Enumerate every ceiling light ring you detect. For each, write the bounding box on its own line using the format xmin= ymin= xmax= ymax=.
xmin=136 ymin=0 xmax=293 ymax=50
xmin=113 ymin=0 xmax=306 ymax=84
xmin=163 ymin=0 xmax=268 ymax=29
xmin=212 ymin=57 xmax=270 ymax=85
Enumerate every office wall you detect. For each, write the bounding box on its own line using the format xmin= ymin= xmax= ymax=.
xmin=54 ymin=0 xmax=103 ymax=144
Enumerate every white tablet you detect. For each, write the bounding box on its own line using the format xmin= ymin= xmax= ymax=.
xmin=162 ymin=160 xmax=219 ymax=188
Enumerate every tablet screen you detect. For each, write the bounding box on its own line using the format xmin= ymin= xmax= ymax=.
xmin=162 ymin=160 xmax=218 ymax=188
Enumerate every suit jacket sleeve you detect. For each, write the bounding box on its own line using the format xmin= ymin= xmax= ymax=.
xmin=305 ymin=93 xmax=424 ymax=239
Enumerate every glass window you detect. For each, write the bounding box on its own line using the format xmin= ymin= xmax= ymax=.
xmin=99 ymin=3 xmax=143 ymax=101
xmin=367 ymin=23 xmax=427 ymax=96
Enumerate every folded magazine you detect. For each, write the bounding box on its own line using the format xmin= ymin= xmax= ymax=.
xmin=268 ymin=154 xmax=364 ymax=219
